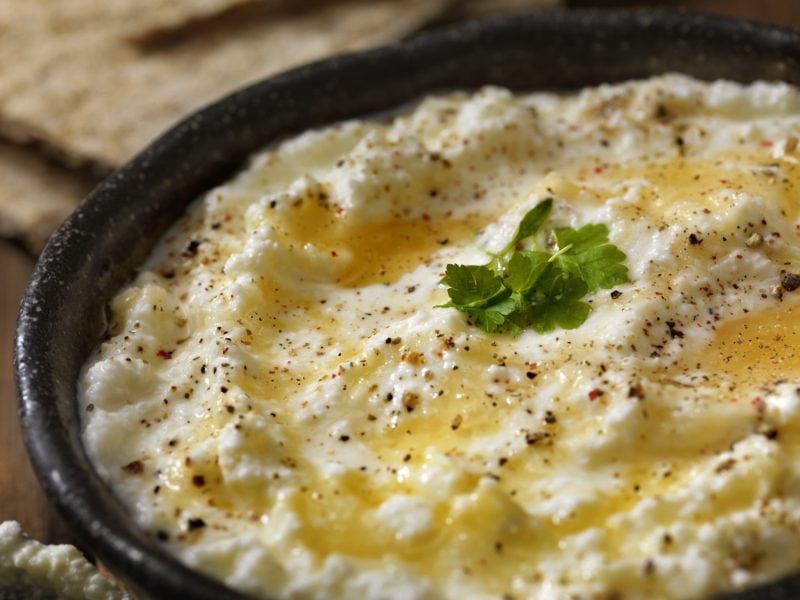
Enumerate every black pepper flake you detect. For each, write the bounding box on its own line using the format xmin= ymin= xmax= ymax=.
xmin=610 ymin=290 xmax=622 ymax=299
xmin=192 ymin=475 xmax=206 ymax=487
xmin=187 ymin=518 xmax=206 ymax=531
xmin=122 ymin=460 xmax=144 ymax=474
xmin=526 ymin=371 xmax=537 ymax=380
xmin=757 ymin=422 xmax=779 ymax=439
xmin=688 ymin=233 xmax=702 ymax=245
xmin=402 ymin=392 xmax=420 ymax=412
xmin=156 ymin=530 xmax=169 ymax=541
xmin=182 ymin=240 xmax=201 ymax=258
xmin=628 ymin=384 xmax=645 ymax=400
xmin=781 ymin=272 xmax=800 ymax=292
xmin=643 ymin=559 xmax=656 ymax=575
xmin=339 ymin=435 xmax=350 ymax=442
xmin=543 ymin=411 xmax=557 ymax=425
xmin=525 ymin=431 xmax=546 ymax=445
xmin=666 ymin=321 xmax=684 ymax=339
xmin=220 ymin=386 xmax=228 ymax=394
xmin=715 ymin=458 xmax=736 ymax=473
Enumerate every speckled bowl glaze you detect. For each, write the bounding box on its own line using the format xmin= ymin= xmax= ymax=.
xmin=15 ymin=8 xmax=800 ymax=600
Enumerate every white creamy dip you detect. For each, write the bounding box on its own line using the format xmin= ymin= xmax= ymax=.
xmin=80 ymin=75 xmax=800 ymax=600
xmin=0 ymin=521 xmax=130 ymax=599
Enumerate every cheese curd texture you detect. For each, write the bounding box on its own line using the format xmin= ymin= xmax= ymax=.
xmin=80 ymin=75 xmax=800 ymax=600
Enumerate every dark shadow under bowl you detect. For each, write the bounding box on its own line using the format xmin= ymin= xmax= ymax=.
xmin=15 ymin=8 xmax=800 ymax=600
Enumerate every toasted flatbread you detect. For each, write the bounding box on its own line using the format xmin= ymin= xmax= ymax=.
xmin=0 ymin=0 xmax=262 ymax=40
xmin=0 ymin=142 xmax=96 ymax=253
xmin=0 ymin=0 xmax=450 ymax=169
xmin=122 ymin=0 xmax=265 ymax=41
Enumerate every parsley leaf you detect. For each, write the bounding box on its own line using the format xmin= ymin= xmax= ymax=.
xmin=438 ymin=264 xmax=509 ymax=308
xmin=524 ymin=267 xmax=591 ymax=332
xmin=463 ymin=296 xmax=517 ymax=333
xmin=437 ymin=198 xmax=629 ymax=334
xmin=505 ymin=251 xmax=551 ymax=294
xmin=552 ymin=224 xmax=629 ymax=292
xmin=499 ymin=197 xmax=553 ymax=256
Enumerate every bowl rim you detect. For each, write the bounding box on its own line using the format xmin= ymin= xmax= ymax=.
xmin=15 ymin=7 xmax=800 ymax=600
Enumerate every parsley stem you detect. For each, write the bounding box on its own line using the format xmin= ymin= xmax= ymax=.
xmin=548 ymin=243 xmax=573 ymax=262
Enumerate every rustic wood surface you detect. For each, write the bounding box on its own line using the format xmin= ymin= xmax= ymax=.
xmin=0 ymin=0 xmax=797 ymax=550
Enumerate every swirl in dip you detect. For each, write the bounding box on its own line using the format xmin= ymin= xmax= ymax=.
xmin=80 ymin=75 xmax=800 ymax=600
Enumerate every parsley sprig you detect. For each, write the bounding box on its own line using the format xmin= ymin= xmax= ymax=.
xmin=436 ymin=198 xmax=629 ymax=334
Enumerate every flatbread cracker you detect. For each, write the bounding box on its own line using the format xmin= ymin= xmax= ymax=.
xmin=0 ymin=0 xmax=262 ymax=41
xmin=0 ymin=0 xmax=450 ymax=169
xmin=126 ymin=0 xmax=292 ymax=45
xmin=0 ymin=141 xmax=96 ymax=253
xmin=122 ymin=0 xmax=264 ymax=41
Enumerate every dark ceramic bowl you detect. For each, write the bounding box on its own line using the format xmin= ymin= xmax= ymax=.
xmin=14 ymin=8 xmax=800 ymax=600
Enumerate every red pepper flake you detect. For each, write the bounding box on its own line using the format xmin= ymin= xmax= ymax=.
xmin=421 ymin=213 xmax=431 ymax=222
xmin=594 ymin=166 xmax=604 ymax=174
xmin=760 ymin=140 xmax=774 ymax=148
xmin=751 ymin=397 xmax=766 ymax=411
xmin=331 ymin=250 xmax=338 ymax=257
xmin=336 ymin=206 xmax=345 ymax=215
xmin=157 ymin=349 xmax=173 ymax=360
xmin=588 ymin=388 xmax=604 ymax=401
xmin=223 ymin=213 xmax=232 ymax=222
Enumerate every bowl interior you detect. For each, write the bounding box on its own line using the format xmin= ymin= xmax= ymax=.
xmin=15 ymin=8 xmax=800 ymax=600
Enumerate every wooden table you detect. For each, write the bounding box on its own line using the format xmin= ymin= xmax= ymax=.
xmin=1 ymin=0 xmax=798 ymax=549
xmin=0 ymin=240 xmax=73 ymax=543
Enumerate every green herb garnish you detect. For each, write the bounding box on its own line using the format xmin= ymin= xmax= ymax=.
xmin=437 ymin=198 xmax=629 ymax=334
